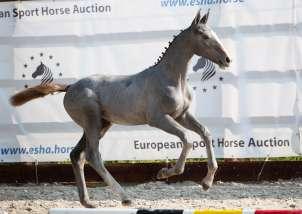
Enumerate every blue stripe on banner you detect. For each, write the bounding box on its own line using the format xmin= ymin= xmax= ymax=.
xmin=137 ymin=209 xmax=184 ymax=214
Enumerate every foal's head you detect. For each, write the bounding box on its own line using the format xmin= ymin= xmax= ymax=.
xmin=188 ymin=9 xmax=231 ymax=69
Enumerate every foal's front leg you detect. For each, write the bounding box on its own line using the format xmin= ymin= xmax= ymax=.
xmin=148 ymin=114 xmax=193 ymax=179
xmin=176 ymin=112 xmax=218 ymax=190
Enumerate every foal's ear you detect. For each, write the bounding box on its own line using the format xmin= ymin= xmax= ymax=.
xmin=191 ymin=8 xmax=202 ymax=27
xmin=191 ymin=9 xmax=210 ymax=27
xmin=200 ymin=9 xmax=210 ymax=24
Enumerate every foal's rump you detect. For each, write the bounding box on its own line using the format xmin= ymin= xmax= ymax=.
xmin=69 ymin=75 xmax=150 ymax=125
xmin=10 ymin=83 xmax=70 ymax=106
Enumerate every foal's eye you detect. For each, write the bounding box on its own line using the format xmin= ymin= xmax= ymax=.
xmin=201 ymin=33 xmax=210 ymax=40
xmin=195 ymin=29 xmax=210 ymax=40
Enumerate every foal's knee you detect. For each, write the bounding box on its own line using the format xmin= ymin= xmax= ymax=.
xmin=201 ymin=127 xmax=212 ymax=141
xmin=209 ymin=163 xmax=218 ymax=172
xmin=179 ymin=130 xmax=190 ymax=144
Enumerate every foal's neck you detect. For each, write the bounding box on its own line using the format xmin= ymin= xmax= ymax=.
xmin=158 ymin=29 xmax=193 ymax=85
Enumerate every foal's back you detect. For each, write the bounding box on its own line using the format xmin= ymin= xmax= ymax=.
xmin=63 ymin=68 xmax=157 ymax=125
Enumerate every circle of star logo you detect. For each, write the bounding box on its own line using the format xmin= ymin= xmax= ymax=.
xmin=189 ymin=57 xmax=226 ymax=94
xmin=21 ymin=52 xmax=63 ymax=88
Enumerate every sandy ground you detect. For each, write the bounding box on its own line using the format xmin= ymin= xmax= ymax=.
xmin=0 ymin=180 xmax=301 ymax=214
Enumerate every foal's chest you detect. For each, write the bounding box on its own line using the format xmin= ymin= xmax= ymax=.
xmin=161 ymin=86 xmax=191 ymax=118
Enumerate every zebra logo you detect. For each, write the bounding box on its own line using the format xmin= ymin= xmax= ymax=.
xmin=190 ymin=57 xmax=224 ymax=93
xmin=32 ymin=62 xmax=53 ymax=85
xmin=21 ymin=53 xmax=62 ymax=88
xmin=193 ymin=57 xmax=216 ymax=81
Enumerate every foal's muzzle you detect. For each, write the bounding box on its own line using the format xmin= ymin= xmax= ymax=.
xmin=218 ymin=54 xmax=231 ymax=69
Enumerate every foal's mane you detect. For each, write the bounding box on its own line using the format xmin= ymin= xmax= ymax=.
xmin=152 ymin=29 xmax=184 ymax=67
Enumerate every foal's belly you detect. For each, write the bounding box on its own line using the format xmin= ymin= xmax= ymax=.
xmin=98 ymin=90 xmax=148 ymax=125
xmin=102 ymin=109 xmax=147 ymax=125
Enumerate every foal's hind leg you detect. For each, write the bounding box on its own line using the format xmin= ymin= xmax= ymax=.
xmin=83 ymin=109 xmax=131 ymax=205
xmin=70 ymin=134 xmax=94 ymax=208
xmin=177 ymin=112 xmax=218 ymax=190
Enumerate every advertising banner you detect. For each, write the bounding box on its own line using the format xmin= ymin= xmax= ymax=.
xmin=0 ymin=0 xmax=301 ymax=162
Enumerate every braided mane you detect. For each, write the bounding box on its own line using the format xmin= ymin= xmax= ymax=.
xmin=152 ymin=29 xmax=184 ymax=67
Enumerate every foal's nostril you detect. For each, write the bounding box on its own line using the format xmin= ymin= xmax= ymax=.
xmin=226 ymin=57 xmax=231 ymax=64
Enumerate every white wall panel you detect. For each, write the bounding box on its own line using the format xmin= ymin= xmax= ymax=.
xmin=0 ymin=0 xmax=301 ymax=162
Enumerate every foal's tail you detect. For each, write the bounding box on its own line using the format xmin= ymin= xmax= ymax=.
xmin=10 ymin=83 xmax=70 ymax=106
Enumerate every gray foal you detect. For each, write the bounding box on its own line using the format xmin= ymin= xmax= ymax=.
xmin=10 ymin=9 xmax=231 ymax=207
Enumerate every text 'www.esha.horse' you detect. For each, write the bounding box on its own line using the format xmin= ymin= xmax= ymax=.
xmin=10 ymin=9 xmax=231 ymax=208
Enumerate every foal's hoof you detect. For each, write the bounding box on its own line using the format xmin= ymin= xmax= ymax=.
xmin=81 ymin=201 xmax=96 ymax=208
xmin=201 ymin=179 xmax=213 ymax=191
xmin=121 ymin=199 xmax=132 ymax=206
xmin=156 ymin=167 xmax=169 ymax=180
xmin=201 ymin=182 xmax=210 ymax=191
